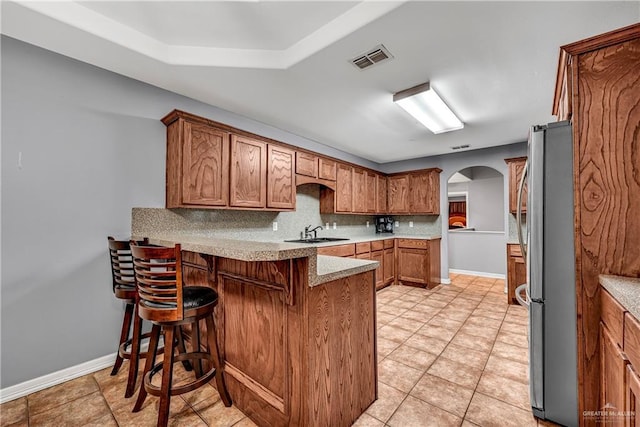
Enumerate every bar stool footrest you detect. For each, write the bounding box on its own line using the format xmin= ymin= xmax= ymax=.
xmin=144 ymin=352 xmax=217 ymax=397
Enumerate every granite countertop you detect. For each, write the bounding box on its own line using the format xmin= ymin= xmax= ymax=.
xmin=136 ymin=232 xmax=380 ymax=287
xmin=600 ymin=275 xmax=640 ymax=320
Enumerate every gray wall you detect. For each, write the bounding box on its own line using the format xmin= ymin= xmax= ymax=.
xmin=380 ymin=142 xmax=528 ymax=280
xmin=0 ymin=36 xmax=381 ymax=389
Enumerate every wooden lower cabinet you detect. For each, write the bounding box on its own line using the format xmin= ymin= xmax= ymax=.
xmin=600 ymin=286 xmax=640 ymax=426
xmin=507 ymin=244 xmax=526 ymax=305
xmin=627 ymin=365 xmax=640 ymax=426
xmin=383 ymin=247 xmax=394 ymax=285
xmin=216 ymin=257 xmax=376 ymax=427
xmin=396 ymin=238 xmax=440 ymax=289
xmin=370 ymin=250 xmax=384 ymax=289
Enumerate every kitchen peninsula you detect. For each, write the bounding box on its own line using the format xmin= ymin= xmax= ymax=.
xmin=132 ymin=226 xmax=379 ymax=427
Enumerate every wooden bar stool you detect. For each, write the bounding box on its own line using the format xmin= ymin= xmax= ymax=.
xmin=130 ymin=243 xmax=231 ymax=427
xmin=109 ymin=237 xmax=175 ymax=398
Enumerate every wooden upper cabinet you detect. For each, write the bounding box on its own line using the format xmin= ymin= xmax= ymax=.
xmin=230 ymin=135 xmax=267 ymax=208
xmin=318 ymin=157 xmax=336 ymax=181
xmin=335 ymin=163 xmax=353 ymax=212
xmin=377 ymin=176 xmax=388 ymax=214
xmin=387 ymin=174 xmax=410 ymax=213
xmin=352 ymin=167 xmax=366 ymax=213
xmin=295 ymin=151 xmax=317 ymax=178
xmin=365 ymin=171 xmax=377 ymax=213
xmin=267 ymin=145 xmax=295 ymax=210
xmin=505 ymin=157 xmax=527 ymax=214
xmin=179 ymin=121 xmax=230 ymax=207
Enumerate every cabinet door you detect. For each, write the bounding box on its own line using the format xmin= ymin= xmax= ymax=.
xmin=397 ymin=247 xmax=428 ymax=285
xmin=181 ymin=121 xmax=230 ymax=206
xmin=230 ymin=135 xmax=267 ymax=208
xmin=409 ymin=172 xmax=431 ymax=213
xmin=626 ymin=364 xmax=640 ymax=427
xmin=383 ymin=248 xmax=394 ymax=284
xmin=335 ymin=163 xmax=353 ymax=212
xmin=507 ymin=244 xmax=526 ymax=305
xmin=426 ymin=169 xmax=440 ymax=214
xmin=601 ymin=323 xmax=629 ymax=421
xmin=388 ymin=175 xmax=409 ymax=213
xmin=377 ymin=176 xmax=387 ymax=213
xmin=366 ymin=171 xmax=377 ymax=213
xmin=267 ymin=145 xmax=295 ymax=209
xmin=371 ymin=250 xmax=384 ymax=289
xmin=508 ymin=159 xmax=528 ymax=214
xmin=318 ymin=157 xmax=336 ymax=181
xmin=352 ymin=167 xmax=366 ymax=213
xmin=295 ymin=152 xmax=317 ymax=178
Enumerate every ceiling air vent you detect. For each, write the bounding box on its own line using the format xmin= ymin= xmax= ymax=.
xmin=451 ymin=145 xmax=471 ymax=150
xmin=350 ymin=44 xmax=393 ymax=70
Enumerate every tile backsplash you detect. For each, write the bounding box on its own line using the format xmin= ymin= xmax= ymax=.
xmin=132 ymin=184 xmax=440 ymax=241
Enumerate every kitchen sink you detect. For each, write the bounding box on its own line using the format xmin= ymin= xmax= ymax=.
xmin=284 ymin=237 xmax=350 ymax=244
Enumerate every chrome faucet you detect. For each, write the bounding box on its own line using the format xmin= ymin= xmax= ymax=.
xmin=304 ymin=225 xmax=323 ymax=240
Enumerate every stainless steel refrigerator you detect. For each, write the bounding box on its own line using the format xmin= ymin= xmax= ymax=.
xmin=515 ymin=121 xmax=578 ymax=426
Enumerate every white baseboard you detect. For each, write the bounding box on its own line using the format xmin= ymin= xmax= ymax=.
xmin=440 ymin=278 xmax=452 ymax=285
xmin=448 ymin=269 xmax=505 ymax=280
xmin=0 ymin=352 xmax=116 ymax=404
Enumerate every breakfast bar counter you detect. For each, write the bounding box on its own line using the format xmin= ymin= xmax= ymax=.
xmin=134 ymin=231 xmax=378 ymax=427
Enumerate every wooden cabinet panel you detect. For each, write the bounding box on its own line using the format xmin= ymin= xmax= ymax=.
xmin=507 ymin=244 xmax=527 ymax=305
xmin=383 ymin=248 xmax=394 ymax=284
xmin=397 ymin=239 xmax=427 ymax=249
xmin=625 ymin=314 xmax=640 ymax=371
xmin=230 ymin=135 xmax=267 ymax=208
xmin=397 ymin=247 xmax=429 ymax=286
xmin=366 ymin=172 xmax=377 ymax=213
xmin=371 ymin=250 xmax=384 ymax=290
xmin=388 ymin=175 xmax=409 ymax=213
xmin=627 ymin=365 xmax=640 ymax=427
xmin=352 ymin=167 xmax=366 ymax=213
xmin=296 ymin=151 xmax=317 ymax=178
xmin=356 ymin=242 xmax=371 ymax=255
xmin=602 ymin=289 xmax=626 ymax=346
xmin=409 ymin=172 xmax=432 ymax=214
xmin=356 ymin=253 xmax=370 ymax=260
xmin=384 ymin=239 xmax=394 ymax=249
xmin=601 ymin=323 xmax=629 ymax=420
xmin=318 ymin=157 xmax=336 ymax=181
xmin=317 ymin=244 xmax=355 ymax=258
xmin=370 ymin=240 xmax=384 ymax=251
xmin=377 ymin=176 xmax=387 ymax=214
xmin=505 ymin=157 xmax=528 ymax=214
xmin=267 ymin=145 xmax=295 ymax=210
xmin=175 ymin=121 xmax=230 ymax=207
xmin=335 ymin=163 xmax=353 ymax=213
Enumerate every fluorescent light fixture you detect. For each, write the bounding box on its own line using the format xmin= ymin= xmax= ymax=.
xmin=393 ymin=82 xmax=464 ymax=134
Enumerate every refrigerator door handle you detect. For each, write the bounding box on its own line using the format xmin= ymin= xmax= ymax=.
xmin=515 ymin=283 xmax=530 ymax=307
xmin=517 ymin=159 xmax=528 ymax=260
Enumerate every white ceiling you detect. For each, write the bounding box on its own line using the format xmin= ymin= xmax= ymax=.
xmin=3 ymin=1 xmax=639 ymax=164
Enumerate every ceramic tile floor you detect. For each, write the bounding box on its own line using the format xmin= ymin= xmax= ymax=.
xmin=1 ymin=274 xmax=558 ymax=427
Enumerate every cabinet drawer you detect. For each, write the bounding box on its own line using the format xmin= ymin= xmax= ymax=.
xmin=356 ymin=242 xmax=371 ymax=254
xmin=602 ymin=288 xmax=626 ymax=347
xmin=356 ymin=252 xmax=370 ymax=260
xmin=624 ymin=313 xmax=640 ymax=370
xmin=397 ymin=239 xmax=428 ymax=249
xmin=371 ymin=240 xmax=384 ymax=251
xmin=384 ymin=239 xmax=395 ymax=249
xmin=317 ymin=244 xmax=355 ymax=258
xmin=508 ymin=244 xmax=523 ymax=258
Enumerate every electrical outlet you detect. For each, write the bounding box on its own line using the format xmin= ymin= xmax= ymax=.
xmin=366 ymin=221 xmax=369 ymax=228
xmin=333 ymin=222 xmax=337 ymax=230
xmin=394 ymin=221 xmax=400 ymax=227
xmin=409 ymin=221 xmax=414 ymax=228
xmin=272 ymin=221 xmax=278 ymax=231
xmin=325 ymin=222 xmax=329 ymax=229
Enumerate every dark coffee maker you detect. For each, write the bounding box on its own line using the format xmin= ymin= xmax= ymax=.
xmin=375 ymin=216 xmax=394 ymax=234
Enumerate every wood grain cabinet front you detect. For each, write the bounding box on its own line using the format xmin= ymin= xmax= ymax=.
xmin=295 ymin=151 xmax=318 ymax=178
xmin=230 ymin=135 xmax=267 ymax=208
xmin=505 ymin=157 xmax=527 ymax=214
xmin=396 ymin=239 xmax=440 ymax=289
xmin=387 ymin=169 xmax=441 ymax=215
xmin=352 ymin=167 xmax=366 ymax=214
xmin=165 ymin=116 xmax=230 ymax=208
xmin=506 ymin=244 xmax=526 ymax=305
xmin=267 ymin=145 xmax=295 ymax=210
